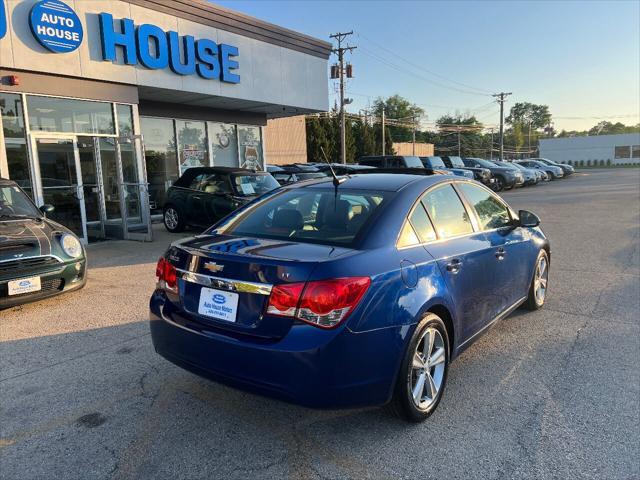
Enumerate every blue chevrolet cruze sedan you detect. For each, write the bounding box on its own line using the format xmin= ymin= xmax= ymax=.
xmin=150 ymin=173 xmax=550 ymax=422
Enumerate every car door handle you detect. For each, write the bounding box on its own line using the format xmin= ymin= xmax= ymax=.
xmin=446 ymin=259 xmax=462 ymax=273
xmin=192 ymin=195 xmax=201 ymax=200
xmin=495 ymin=247 xmax=506 ymax=260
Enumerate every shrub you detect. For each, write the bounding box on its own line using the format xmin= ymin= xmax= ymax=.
xmin=606 ymin=159 xmax=611 ymax=166
xmin=587 ymin=160 xmax=591 ymax=167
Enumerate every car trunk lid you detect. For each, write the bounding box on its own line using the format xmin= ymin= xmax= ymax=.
xmin=167 ymin=234 xmax=354 ymax=339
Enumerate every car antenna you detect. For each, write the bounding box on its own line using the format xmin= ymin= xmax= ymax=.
xmin=320 ymin=146 xmax=346 ymax=188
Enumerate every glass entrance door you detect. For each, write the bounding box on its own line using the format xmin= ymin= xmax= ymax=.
xmin=31 ymin=136 xmax=87 ymax=241
xmin=117 ymin=136 xmax=152 ymax=241
xmin=77 ymin=137 xmax=106 ymax=241
xmin=98 ymin=137 xmax=125 ymax=240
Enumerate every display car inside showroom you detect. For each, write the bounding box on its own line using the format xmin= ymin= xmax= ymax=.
xmin=0 ymin=0 xmax=330 ymax=244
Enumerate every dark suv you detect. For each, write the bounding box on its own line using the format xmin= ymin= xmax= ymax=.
xmin=463 ymin=158 xmax=522 ymax=192
xmin=441 ymin=156 xmax=494 ymax=186
xmin=358 ymin=155 xmax=424 ymax=169
xmin=163 ymin=167 xmax=280 ymax=232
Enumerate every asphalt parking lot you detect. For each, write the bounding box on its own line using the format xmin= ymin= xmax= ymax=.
xmin=1 ymin=168 xmax=639 ymax=480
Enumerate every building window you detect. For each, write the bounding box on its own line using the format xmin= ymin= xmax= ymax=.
xmin=238 ymin=125 xmax=263 ymax=170
xmin=632 ymin=145 xmax=640 ymax=159
xmin=176 ymin=120 xmax=208 ymax=175
xmin=116 ymin=104 xmax=134 ymax=137
xmin=0 ymin=92 xmax=32 ymax=197
xmin=208 ymin=122 xmax=239 ymax=168
xmin=27 ymin=95 xmax=115 ymax=135
xmin=614 ymin=146 xmax=631 ymax=159
xmin=140 ymin=117 xmax=178 ymax=214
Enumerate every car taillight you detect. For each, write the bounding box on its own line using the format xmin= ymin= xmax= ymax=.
xmin=266 ymin=277 xmax=371 ymax=329
xmin=155 ymin=257 xmax=178 ymax=293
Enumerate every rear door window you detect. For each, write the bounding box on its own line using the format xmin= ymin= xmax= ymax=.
xmin=457 ymin=182 xmax=511 ymax=230
xmin=408 ymin=203 xmax=437 ymax=242
xmin=422 ymin=185 xmax=474 ymax=238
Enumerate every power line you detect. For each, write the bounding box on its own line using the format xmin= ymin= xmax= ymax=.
xmin=356 ymin=32 xmax=493 ymax=96
xmin=358 ymin=46 xmax=492 ymax=97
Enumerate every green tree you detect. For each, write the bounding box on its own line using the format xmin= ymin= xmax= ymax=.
xmin=433 ymin=115 xmax=486 ymax=157
xmin=305 ymin=116 xmax=335 ymax=163
xmin=372 ymin=95 xmax=424 ymax=143
xmin=506 ymin=102 xmax=552 ymax=130
xmin=354 ymin=118 xmax=377 ymax=160
xmin=588 ymin=121 xmax=640 ymax=135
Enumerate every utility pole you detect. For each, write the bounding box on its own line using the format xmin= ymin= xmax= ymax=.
xmin=330 ymin=31 xmax=356 ymax=164
xmin=490 ymin=128 xmax=494 ymax=160
xmin=528 ymin=121 xmax=532 ymax=157
xmin=493 ymin=92 xmax=512 ymax=161
xmin=457 ymin=127 xmax=461 ymax=157
xmin=381 ymin=109 xmax=386 ymax=155
xmin=412 ymin=115 xmax=416 ymax=155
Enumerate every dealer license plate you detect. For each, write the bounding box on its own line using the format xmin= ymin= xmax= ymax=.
xmin=8 ymin=276 xmax=41 ymax=296
xmin=198 ymin=287 xmax=239 ymax=322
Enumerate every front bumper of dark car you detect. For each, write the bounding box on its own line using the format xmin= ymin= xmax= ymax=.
xmin=150 ymin=290 xmax=405 ymax=409
xmin=0 ymin=256 xmax=87 ymax=309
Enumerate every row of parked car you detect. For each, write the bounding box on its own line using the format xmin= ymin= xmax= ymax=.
xmin=268 ymin=155 xmax=574 ymax=192
xmin=160 ymin=156 xmax=574 ymax=233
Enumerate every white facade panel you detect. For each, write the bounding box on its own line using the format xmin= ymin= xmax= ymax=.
xmin=0 ymin=0 xmax=329 ymax=113
xmin=539 ymin=133 xmax=640 ymax=165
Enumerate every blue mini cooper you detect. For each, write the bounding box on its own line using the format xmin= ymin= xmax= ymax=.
xmin=150 ymin=174 xmax=550 ymax=422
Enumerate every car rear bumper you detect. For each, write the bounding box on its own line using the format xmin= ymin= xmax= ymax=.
xmin=150 ymin=291 xmax=404 ymax=409
xmin=0 ymin=259 xmax=87 ymax=309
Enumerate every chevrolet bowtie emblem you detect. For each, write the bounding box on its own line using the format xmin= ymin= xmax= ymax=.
xmin=204 ymin=262 xmax=224 ymax=273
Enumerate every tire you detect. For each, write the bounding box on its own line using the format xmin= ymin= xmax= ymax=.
xmin=387 ymin=313 xmax=450 ymax=422
xmin=523 ymin=250 xmax=550 ymax=310
xmin=163 ymin=205 xmax=185 ymax=233
xmin=492 ymin=175 xmax=505 ymax=192
xmin=546 ymin=170 xmax=555 ymax=180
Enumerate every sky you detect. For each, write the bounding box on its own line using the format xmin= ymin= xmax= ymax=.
xmin=214 ymin=0 xmax=640 ymax=132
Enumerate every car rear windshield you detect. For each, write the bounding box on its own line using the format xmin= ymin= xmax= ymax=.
xmin=404 ymin=156 xmax=424 ymax=168
xmin=0 ymin=186 xmax=41 ymax=219
xmin=296 ymin=172 xmax=327 ymax=180
xmin=219 ymin=188 xmax=390 ymax=247
xmin=447 ymin=156 xmax=465 ymax=168
xmin=425 ymin=157 xmax=446 ymax=168
xmin=232 ymin=174 xmax=280 ymax=196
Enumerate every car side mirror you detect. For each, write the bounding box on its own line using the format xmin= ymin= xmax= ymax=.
xmin=518 ymin=209 xmax=540 ymax=228
xmin=39 ymin=204 xmax=55 ymax=215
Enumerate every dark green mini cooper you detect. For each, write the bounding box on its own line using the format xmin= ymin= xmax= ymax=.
xmin=163 ymin=167 xmax=280 ymax=233
xmin=0 ymin=178 xmax=87 ymax=309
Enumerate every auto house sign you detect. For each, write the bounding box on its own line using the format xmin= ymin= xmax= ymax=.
xmin=29 ymin=0 xmax=83 ymax=53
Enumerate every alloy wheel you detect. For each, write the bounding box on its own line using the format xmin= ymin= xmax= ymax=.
xmin=493 ymin=177 xmax=504 ymax=191
xmin=534 ymin=255 xmax=549 ymax=305
xmin=165 ymin=208 xmax=179 ymax=230
xmin=409 ymin=327 xmax=446 ymax=410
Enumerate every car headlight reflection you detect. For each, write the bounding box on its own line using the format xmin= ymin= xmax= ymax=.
xmin=60 ymin=233 xmax=82 ymax=258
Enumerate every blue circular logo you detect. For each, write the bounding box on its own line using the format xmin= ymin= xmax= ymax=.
xmin=212 ymin=294 xmax=226 ymax=305
xmin=29 ymin=0 xmax=83 ymax=53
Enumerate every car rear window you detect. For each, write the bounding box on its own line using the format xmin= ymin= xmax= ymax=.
xmin=220 ymin=189 xmax=390 ymax=247
xmin=404 ymin=156 xmax=424 ymax=168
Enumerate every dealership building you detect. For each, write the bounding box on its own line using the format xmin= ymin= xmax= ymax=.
xmin=0 ymin=0 xmax=330 ymax=242
xmin=538 ymin=133 xmax=640 ymax=166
